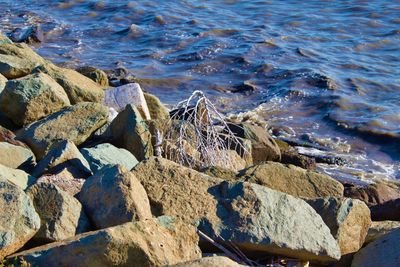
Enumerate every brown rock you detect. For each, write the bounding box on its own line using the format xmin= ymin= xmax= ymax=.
xmin=281 ymin=149 xmax=316 ymax=170
xmin=200 ymin=166 xmax=238 ymax=181
xmin=173 ymin=256 xmax=246 ymax=267
xmin=365 ymin=220 xmax=400 ymax=244
xmin=0 ymin=125 xmax=28 ymax=148
xmin=344 ymin=180 xmax=400 ymax=206
xmin=76 ymin=66 xmax=108 ymax=86
xmin=370 ymin=198 xmax=400 ymax=221
xmin=0 ymin=142 xmax=36 ymax=171
xmin=144 ymin=92 xmax=169 ymax=120
xmin=36 ymin=168 xmax=85 ymax=197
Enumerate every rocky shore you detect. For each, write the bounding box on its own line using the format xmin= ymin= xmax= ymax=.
xmin=0 ymin=32 xmax=399 ymax=267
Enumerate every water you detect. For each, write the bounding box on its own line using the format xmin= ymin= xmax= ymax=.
xmin=1 ymin=0 xmax=399 ymax=182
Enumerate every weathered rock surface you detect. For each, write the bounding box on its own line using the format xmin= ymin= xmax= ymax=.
xmin=103 ymin=83 xmax=151 ymax=119
xmin=0 ymin=125 xmax=28 ymax=148
xmin=0 ymin=73 xmax=6 ymax=92
xmin=365 ymin=220 xmax=400 ymax=244
xmin=132 ymin=157 xmax=341 ymax=263
xmin=0 ymin=142 xmax=36 ymax=171
xmin=0 ymin=163 xmax=35 ymax=190
xmin=370 ymin=198 xmax=400 ymax=221
xmin=31 ymin=140 xmax=92 ymax=178
xmin=109 ymin=104 xmax=153 ymax=161
xmin=344 ymin=180 xmax=400 ymax=206
xmin=0 ymin=42 xmax=46 ymax=79
xmin=36 ymin=169 xmax=85 ymax=197
xmin=34 ymin=64 xmax=104 ymax=104
xmin=0 ymin=177 xmax=40 ymax=259
xmin=173 ymin=256 xmax=246 ymax=267
xmin=79 ymin=165 xmax=152 ymax=229
xmin=76 ymin=66 xmax=108 ymax=86
xmin=27 ymin=183 xmax=90 ymax=243
xmin=16 ymin=102 xmax=109 ymax=160
xmin=351 ymin=228 xmax=400 ymax=267
xmin=281 ymin=149 xmax=317 ymax=170
xmin=200 ymin=166 xmax=238 ymax=181
xmin=10 ymin=217 xmax=201 ymax=267
xmin=0 ymin=73 xmax=70 ymax=126
xmin=307 ymin=197 xmax=371 ymax=255
xmin=237 ymin=162 xmax=344 ymax=198
xmin=227 ymin=123 xmax=281 ymax=163
xmin=80 ymin=143 xmax=138 ymax=173
xmin=144 ymin=92 xmax=169 ymax=120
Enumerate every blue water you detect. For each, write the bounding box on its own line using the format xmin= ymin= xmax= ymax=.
xmin=1 ymin=0 xmax=399 ymax=181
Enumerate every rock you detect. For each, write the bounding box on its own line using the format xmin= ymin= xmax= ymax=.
xmin=79 ymin=165 xmax=152 ymax=229
xmin=0 ymin=42 xmax=46 ymax=79
xmin=103 ymin=83 xmax=151 ymax=119
xmin=0 ymin=125 xmax=28 ymax=148
xmin=80 ymin=143 xmax=138 ymax=173
xmin=0 ymin=73 xmax=6 ymax=92
xmin=34 ymin=64 xmax=104 ymax=104
xmin=370 ymin=198 xmax=400 ymax=221
xmin=0 ymin=177 xmax=40 ymax=259
xmin=8 ymin=25 xmax=44 ymax=44
xmin=31 ymin=140 xmax=92 ymax=178
xmin=281 ymin=149 xmax=316 ymax=170
xmin=9 ymin=217 xmax=201 ymax=266
xmin=306 ymin=197 xmax=371 ymax=255
xmin=0 ymin=163 xmax=35 ymax=190
xmin=226 ymin=123 xmax=281 ymax=163
xmin=132 ymin=157 xmax=341 ymax=263
xmin=200 ymin=166 xmax=238 ymax=181
xmin=36 ymin=169 xmax=85 ymax=197
xmin=344 ymin=181 xmax=400 ymax=206
xmin=173 ymin=256 xmax=245 ymax=267
xmin=26 ymin=183 xmax=90 ymax=243
xmin=237 ymin=162 xmax=344 ymax=198
xmin=0 ymin=142 xmax=36 ymax=171
xmin=16 ymin=102 xmax=109 ymax=160
xmin=220 ymin=150 xmax=246 ymax=172
xmin=232 ymin=80 xmax=257 ymax=94
xmin=144 ymin=92 xmax=169 ymax=120
xmin=351 ymin=228 xmax=400 ymax=267
xmin=0 ymin=72 xmax=70 ymax=126
xmin=76 ymin=66 xmax=109 ymax=86
xmin=0 ymin=33 xmax=12 ymax=45
xmin=109 ymin=104 xmax=153 ymax=161
xmin=365 ymin=220 xmax=400 ymax=244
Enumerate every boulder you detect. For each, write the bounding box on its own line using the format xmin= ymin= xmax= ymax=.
xmin=80 ymin=143 xmax=139 ymax=173
xmin=9 ymin=217 xmax=201 ymax=266
xmin=0 ymin=142 xmax=36 ymax=171
xmin=0 ymin=42 xmax=47 ymax=79
xmin=31 ymin=140 xmax=92 ymax=178
xmin=351 ymin=228 xmax=400 ymax=267
xmin=79 ymin=165 xmax=152 ymax=229
xmin=132 ymin=157 xmax=341 ymax=263
xmin=220 ymin=149 xmax=246 ymax=172
xmin=365 ymin=220 xmax=400 ymax=244
xmin=0 ymin=33 xmax=12 ymax=45
xmin=144 ymin=92 xmax=169 ymax=120
xmin=306 ymin=197 xmax=371 ymax=255
xmin=173 ymin=256 xmax=245 ymax=267
xmin=103 ymin=83 xmax=151 ymax=119
xmin=200 ymin=166 xmax=238 ymax=181
xmin=0 ymin=73 xmax=6 ymax=92
xmin=16 ymin=102 xmax=109 ymax=160
xmin=27 ymin=183 xmax=90 ymax=243
xmin=8 ymin=25 xmax=44 ymax=44
xmin=281 ymin=149 xmax=316 ymax=170
xmin=0 ymin=163 xmax=35 ymax=190
xmin=370 ymin=198 xmax=400 ymax=221
xmin=0 ymin=72 xmax=70 ymax=126
xmin=34 ymin=64 xmax=104 ymax=104
xmin=226 ymin=123 xmax=281 ymax=163
xmin=36 ymin=169 xmax=85 ymax=197
xmin=237 ymin=162 xmax=344 ymax=198
xmin=76 ymin=66 xmax=108 ymax=86
xmin=109 ymin=104 xmax=153 ymax=161
xmin=0 ymin=125 xmax=28 ymax=148
xmin=0 ymin=177 xmax=40 ymax=259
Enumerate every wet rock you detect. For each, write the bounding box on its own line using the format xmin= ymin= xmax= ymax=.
xmin=0 ymin=33 xmax=12 ymax=45
xmin=0 ymin=125 xmax=28 ymax=148
xmin=103 ymin=83 xmax=151 ymax=119
xmin=31 ymin=140 xmax=92 ymax=178
xmin=0 ymin=142 xmax=36 ymax=172
xmin=344 ymin=181 xmax=400 ymax=207
xmin=351 ymin=228 xmax=400 ymax=267
xmin=0 ymin=42 xmax=47 ymax=79
xmin=232 ymin=80 xmax=257 ymax=94
xmin=0 ymin=73 xmax=70 ymax=126
xmin=9 ymin=217 xmax=201 ymax=266
xmin=0 ymin=163 xmax=35 ymax=190
xmin=33 ymin=64 xmax=104 ymax=104
xmin=36 ymin=169 xmax=85 ymax=197
xmin=76 ymin=66 xmax=109 ymax=86
xmin=306 ymin=197 xmax=371 ymax=255
xmin=226 ymin=123 xmax=281 ymax=163
xmin=365 ymin=220 xmax=400 ymax=244
xmin=0 ymin=73 xmax=6 ymax=92
xmin=80 ymin=143 xmax=138 ymax=173
xmin=16 ymin=102 xmax=109 ymax=160
xmin=8 ymin=25 xmax=44 ymax=44
xmin=79 ymin=165 xmax=152 ymax=229
xmin=132 ymin=157 xmax=341 ymax=263
xmin=109 ymin=104 xmax=153 ymax=161
xmin=173 ymin=256 xmax=246 ymax=267
xmin=237 ymin=162 xmax=344 ymax=198
xmin=27 ymin=183 xmax=90 ymax=243
xmin=370 ymin=198 xmax=400 ymax=221
xmin=0 ymin=177 xmax=40 ymax=259
xmin=281 ymin=149 xmax=316 ymax=170
xmin=144 ymin=92 xmax=169 ymax=120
